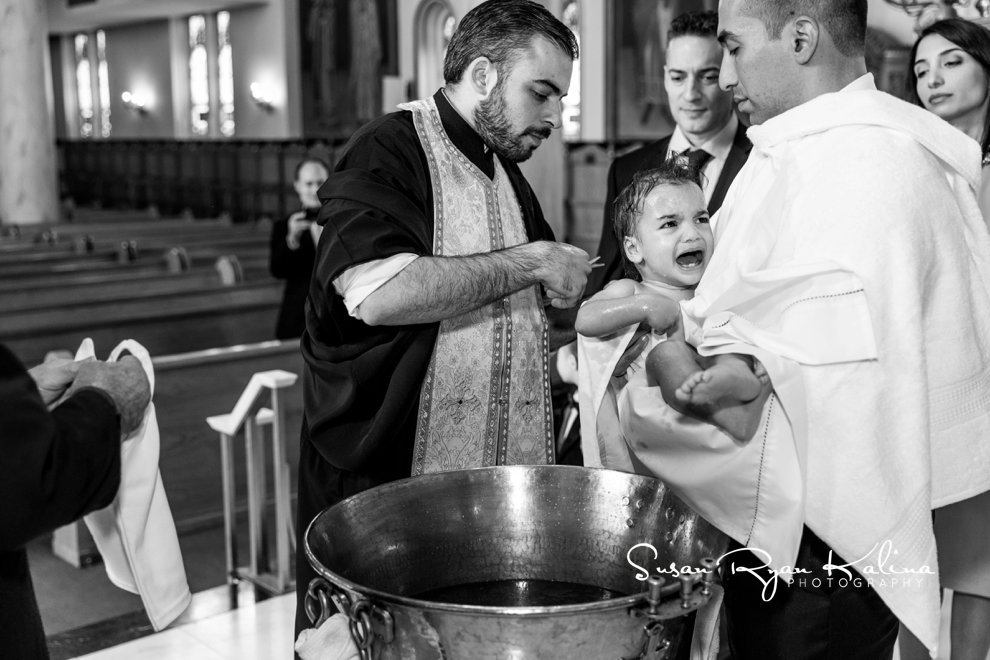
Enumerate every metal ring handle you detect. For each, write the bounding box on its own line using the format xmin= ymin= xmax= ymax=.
xmin=348 ymin=598 xmax=375 ymax=651
xmin=304 ymin=577 xmax=333 ymax=628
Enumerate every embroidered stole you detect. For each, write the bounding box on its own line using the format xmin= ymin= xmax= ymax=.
xmin=401 ymin=97 xmax=554 ymax=475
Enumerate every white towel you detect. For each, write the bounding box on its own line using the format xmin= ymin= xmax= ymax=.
xmin=77 ymin=338 xmax=192 ymax=631
xmin=295 ymin=614 xmax=360 ymax=660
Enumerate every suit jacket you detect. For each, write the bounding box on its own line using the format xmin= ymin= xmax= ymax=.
xmin=0 ymin=344 xmax=120 ymax=659
xmin=585 ymin=122 xmax=752 ymax=296
xmin=269 ymin=210 xmax=319 ymax=340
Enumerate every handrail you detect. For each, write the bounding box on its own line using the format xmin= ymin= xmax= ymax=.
xmin=207 ymin=363 xmax=299 ymax=596
xmin=206 ymin=369 xmax=298 ymax=437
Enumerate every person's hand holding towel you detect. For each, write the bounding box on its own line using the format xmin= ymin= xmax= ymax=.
xmin=63 ymin=355 xmax=150 ymax=435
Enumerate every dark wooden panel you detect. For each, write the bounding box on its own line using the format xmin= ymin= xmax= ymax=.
xmin=57 ymin=138 xmax=350 ymax=224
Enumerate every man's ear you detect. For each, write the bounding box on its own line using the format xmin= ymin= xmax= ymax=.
xmin=790 ymin=16 xmax=819 ymax=65
xmin=467 ymin=57 xmax=499 ymax=98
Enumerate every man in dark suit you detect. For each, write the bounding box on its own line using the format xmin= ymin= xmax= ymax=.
xmin=0 ymin=346 xmax=150 ymax=659
xmin=586 ymin=9 xmax=751 ymax=296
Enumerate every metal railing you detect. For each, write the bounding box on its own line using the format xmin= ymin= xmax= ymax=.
xmin=206 ymin=368 xmax=298 ymax=596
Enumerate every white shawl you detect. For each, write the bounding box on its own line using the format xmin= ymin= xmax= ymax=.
xmin=682 ymin=74 xmax=990 ymax=654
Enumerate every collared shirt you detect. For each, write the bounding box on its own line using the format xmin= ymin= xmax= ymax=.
xmin=666 ymin=113 xmax=739 ymax=206
xmin=333 ymin=90 xmax=492 ymax=318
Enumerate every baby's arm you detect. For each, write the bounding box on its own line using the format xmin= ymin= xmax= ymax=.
xmin=576 ymin=280 xmax=682 ymax=338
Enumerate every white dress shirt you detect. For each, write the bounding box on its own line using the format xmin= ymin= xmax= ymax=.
xmin=666 ymin=114 xmax=739 ymax=206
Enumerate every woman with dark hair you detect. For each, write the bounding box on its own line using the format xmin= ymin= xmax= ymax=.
xmin=906 ymin=18 xmax=990 ymax=660
xmin=911 ymin=17 xmax=990 ymax=219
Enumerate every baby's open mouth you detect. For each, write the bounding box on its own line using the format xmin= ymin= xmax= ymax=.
xmin=676 ymin=250 xmax=705 ymax=268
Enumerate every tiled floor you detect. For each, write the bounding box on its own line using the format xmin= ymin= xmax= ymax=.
xmin=70 ymin=589 xmax=965 ymax=660
xmin=73 ymin=594 xmax=295 ymax=660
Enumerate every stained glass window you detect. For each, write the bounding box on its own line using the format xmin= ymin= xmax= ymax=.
xmin=74 ymin=34 xmax=94 ymax=138
xmin=189 ymin=15 xmax=210 ymax=136
xmin=217 ymin=11 xmax=235 ymax=137
xmin=96 ymin=30 xmax=111 ymax=137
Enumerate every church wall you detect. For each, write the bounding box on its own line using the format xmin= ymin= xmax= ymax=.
xmin=102 ymin=20 xmax=175 ymax=139
xmin=227 ymin=2 xmax=300 ymax=139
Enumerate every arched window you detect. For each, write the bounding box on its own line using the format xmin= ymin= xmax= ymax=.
xmin=189 ymin=15 xmax=210 ymax=136
xmin=74 ymin=34 xmax=94 ymax=138
xmin=72 ymin=29 xmax=111 ymax=138
xmin=96 ymin=30 xmax=111 ymax=137
xmin=217 ymin=11 xmax=235 ymax=137
xmin=188 ymin=12 xmax=236 ymax=137
xmin=414 ymin=0 xmax=455 ymax=100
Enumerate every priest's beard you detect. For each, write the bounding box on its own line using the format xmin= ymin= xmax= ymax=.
xmin=474 ymin=82 xmax=550 ymax=163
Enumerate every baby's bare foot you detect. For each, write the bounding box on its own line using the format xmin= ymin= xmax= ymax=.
xmin=681 ymin=362 xmax=762 ymax=407
xmin=675 ymin=370 xmax=709 ymax=404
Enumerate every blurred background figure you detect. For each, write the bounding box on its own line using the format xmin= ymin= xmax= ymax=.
xmin=269 ymin=157 xmax=331 ymax=339
xmin=911 ymin=17 xmax=990 ymax=220
xmin=905 ymin=17 xmax=990 ymax=660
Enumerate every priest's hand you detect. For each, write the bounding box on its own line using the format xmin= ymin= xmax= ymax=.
xmin=534 ymin=242 xmax=592 ymax=309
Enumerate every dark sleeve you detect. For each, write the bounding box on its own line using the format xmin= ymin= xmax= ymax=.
xmin=0 ymin=346 xmax=121 ymax=551
xmin=301 ymin=112 xmax=438 ymax=473
xmin=315 ymin=112 xmax=434 ymax=285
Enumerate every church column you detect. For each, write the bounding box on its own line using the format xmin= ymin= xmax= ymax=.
xmin=0 ymin=0 xmax=60 ymax=226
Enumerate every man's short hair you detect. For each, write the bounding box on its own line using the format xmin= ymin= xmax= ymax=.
xmin=294 ymin=157 xmax=331 ymax=181
xmin=613 ymin=158 xmax=705 ymax=279
xmin=740 ymin=0 xmax=867 ymax=57
xmin=668 ymin=10 xmax=718 ymax=42
xmin=443 ymin=0 xmax=579 ymax=85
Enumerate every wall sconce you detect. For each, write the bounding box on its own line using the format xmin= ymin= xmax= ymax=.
xmin=250 ymin=82 xmax=275 ymax=111
xmin=121 ymin=91 xmax=148 ymax=114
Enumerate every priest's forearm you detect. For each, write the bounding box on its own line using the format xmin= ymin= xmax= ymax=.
xmin=357 ymin=241 xmax=590 ymax=326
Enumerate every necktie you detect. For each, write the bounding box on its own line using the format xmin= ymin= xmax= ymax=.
xmin=682 ymin=148 xmax=713 ymax=175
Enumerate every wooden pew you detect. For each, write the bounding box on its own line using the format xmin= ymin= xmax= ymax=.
xmin=0 ymin=255 xmax=274 ymax=313
xmin=0 ymin=224 xmax=264 ymax=256
xmin=0 ymin=217 xmax=230 ymax=244
xmin=0 ymin=232 xmax=266 ymax=272
xmin=0 ymin=242 xmax=269 ymax=280
xmin=0 ymin=254 xmax=270 ymax=296
xmin=2 ymin=280 xmax=283 ymax=365
xmin=2 ymin=267 xmax=226 ymax=313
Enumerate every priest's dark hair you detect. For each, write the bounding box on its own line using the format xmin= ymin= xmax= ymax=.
xmin=738 ymin=0 xmax=867 ymax=57
xmin=909 ymin=18 xmax=990 ymax=161
xmin=613 ymin=159 xmax=706 ymax=280
xmin=443 ymin=0 xmax=579 ymax=85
